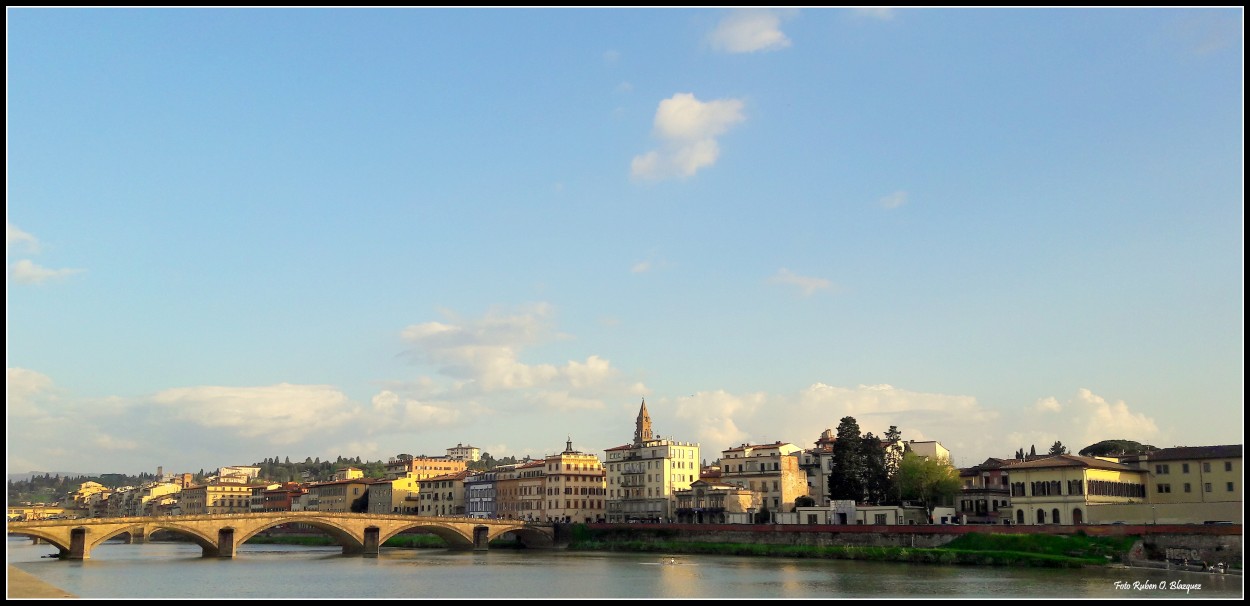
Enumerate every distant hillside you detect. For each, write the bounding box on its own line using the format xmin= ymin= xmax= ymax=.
xmin=7 ymin=472 xmax=97 ymax=482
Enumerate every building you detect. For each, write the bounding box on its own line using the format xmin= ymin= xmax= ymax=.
xmin=495 ymin=461 xmax=546 ymax=521
xmin=1116 ymin=444 xmax=1243 ymax=524
xmin=446 ymin=443 xmax=482 ymax=462
xmin=465 ymin=469 xmax=499 ymax=518
xmin=799 ymin=429 xmax=837 ymax=506
xmin=367 ymin=475 xmax=422 ymax=515
xmin=262 ymin=483 xmax=306 ymax=512
xmin=673 ymin=480 xmax=754 ymax=524
xmin=1005 ymin=455 xmax=1147 ymax=525
xmin=718 ymin=441 xmax=809 ymax=519
xmin=543 ymin=437 xmax=607 ymax=523
xmin=604 ymin=399 xmax=701 ymax=523
xmin=179 ymin=483 xmax=268 ymax=515
xmin=384 ymin=455 xmax=467 ymax=481
xmin=907 ymin=440 xmax=951 ymax=463
xmin=305 ymin=478 xmax=372 ymax=513
xmin=333 ymin=467 xmax=365 ymax=481
xmin=957 ymin=458 xmax=1013 ymax=524
xmin=419 ymin=470 xmax=476 ymax=516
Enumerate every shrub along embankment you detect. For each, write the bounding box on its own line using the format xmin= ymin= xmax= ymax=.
xmin=565 ymin=526 xmax=1139 ymax=568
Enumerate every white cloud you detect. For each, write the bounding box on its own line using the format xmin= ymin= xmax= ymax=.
xmin=7 ymin=223 xmax=39 ymax=252
xmin=603 ymin=49 xmax=621 ymax=62
xmin=707 ymin=9 xmax=793 ymax=54
xmin=631 ymin=93 xmax=746 ymax=181
xmin=93 ymin=433 xmax=139 ymax=451
xmin=631 ymin=261 xmax=651 ymax=274
xmin=616 ymin=81 xmax=633 ymax=93
xmin=150 ymin=383 xmax=359 ymax=445
xmin=852 ymin=7 xmax=896 ymax=20
xmin=7 ymin=367 xmax=58 ymax=419
xmin=1035 ymin=396 xmax=1062 ymax=413
xmin=9 ymin=259 xmax=84 ymax=284
xmin=878 ymin=190 xmax=908 ymax=209
xmin=770 ymin=268 xmax=832 ymax=296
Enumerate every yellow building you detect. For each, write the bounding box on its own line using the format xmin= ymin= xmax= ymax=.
xmin=543 ymin=438 xmax=607 ymax=523
xmin=604 ymin=399 xmax=701 ymax=523
xmin=367 ymin=475 xmax=422 ymax=515
xmin=179 ymin=483 xmax=268 ymax=515
xmin=718 ymin=441 xmax=809 ymax=518
xmin=384 ymin=455 xmax=467 ymax=481
xmin=1115 ymin=444 xmax=1243 ymax=524
xmin=418 ymin=470 xmax=474 ymax=517
xmin=306 ymin=478 xmax=372 ymax=513
xmin=674 ymin=480 xmax=754 ymax=524
xmin=1005 ymin=455 xmax=1147 ymax=525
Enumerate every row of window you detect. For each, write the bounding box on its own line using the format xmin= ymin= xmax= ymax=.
xmin=1157 ymin=482 xmax=1235 ymax=493
xmin=1155 ymin=461 xmax=1235 ymax=474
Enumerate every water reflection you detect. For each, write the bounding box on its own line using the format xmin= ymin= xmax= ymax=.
xmin=7 ymin=537 xmax=1242 ymax=599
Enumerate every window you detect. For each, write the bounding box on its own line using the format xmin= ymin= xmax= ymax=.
xmin=1204 ymin=483 xmax=1212 ymax=492
xmin=1157 ymin=484 xmax=1171 ymax=493
xmin=1226 ymin=462 xmax=1233 ymax=472
xmin=1203 ymin=462 xmax=1211 ymax=473
xmin=1184 ymin=483 xmax=1191 ymax=493
xmin=1155 ymin=464 xmax=1169 ymax=474
xmin=1227 ymin=482 xmax=1235 ymax=492
xmin=1182 ymin=463 xmax=1190 ymax=473
xmin=874 ymin=513 xmax=887 ymax=525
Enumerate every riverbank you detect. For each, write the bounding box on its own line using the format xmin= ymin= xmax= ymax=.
xmin=566 ymin=528 xmax=1141 ymax=569
xmin=7 ymin=565 xmax=77 ymax=599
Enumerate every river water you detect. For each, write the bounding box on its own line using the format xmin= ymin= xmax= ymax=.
xmin=7 ymin=536 xmax=1242 ymax=599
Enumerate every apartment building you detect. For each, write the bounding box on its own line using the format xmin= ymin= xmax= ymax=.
xmin=718 ymin=441 xmax=808 ymax=518
xmin=543 ymin=437 xmax=607 ymax=523
xmin=604 ymin=399 xmax=700 ymax=523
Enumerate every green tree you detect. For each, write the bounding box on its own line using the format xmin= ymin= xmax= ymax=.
xmin=1048 ymin=441 xmax=1068 ymax=456
xmin=827 ymin=416 xmax=866 ymax=502
xmin=1078 ymin=439 xmax=1156 ymax=457
xmin=860 ymin=432 xmax=891 ymax=505
xmin=894 ymin=451 xmax=961 ymax=520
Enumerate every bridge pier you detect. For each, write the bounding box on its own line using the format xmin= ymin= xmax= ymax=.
xmin=473 ymin=526 xmax=490 ymax=551
xmin=69 ymin=528 xmax=89 ymax=560
xmin=363 ymin=527 xmax=380 ymax=557
xmin=217 ymin=528 xmax=236 ymax=559
xmin=130 ymin=528 xmax=147 ymax=544
xmin=30 ymin=537 xmax=43 ymax=545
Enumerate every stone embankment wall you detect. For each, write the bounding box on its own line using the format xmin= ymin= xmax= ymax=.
xmin=583 ymin=523 xmax=1243 ymax=565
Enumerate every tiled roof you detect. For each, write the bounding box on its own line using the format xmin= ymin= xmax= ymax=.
xmin=1133 ymin=445 xmax=1243 ymax=462
xmin=1006 ymin=454 xmax=1138 ymax=472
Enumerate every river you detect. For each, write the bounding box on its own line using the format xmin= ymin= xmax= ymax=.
xmin=6 ymin=536 xmax=1242 ymax=599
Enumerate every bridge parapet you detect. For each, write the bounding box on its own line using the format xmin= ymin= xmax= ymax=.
xmin=8 ymin=513 xmax=554 ymax=560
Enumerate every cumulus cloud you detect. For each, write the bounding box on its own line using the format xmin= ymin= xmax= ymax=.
xmin=631 ymin=93 xmax=745 ymax=180
xmin=853 ymin=7 xmax=896 ymax=20
xmin=7 ymin=367 xmax=58 ymax=418
xmin=402 ymin=305 xmax=604 ymax=393
xmin=9 ymin=259 xmax=84 ymax=284
xmin=150 ymin=383 xmax=359 ymax=445
xmin=770 ymin=268 xmax=832 ymax=296
xmin=878 ymin=190 xmax=908 ymax=209
xmin=1035 ymin=396 xmax=1062 ymax=413
xmin=7 ymin=223 xmax=38 ymax=252
xmin=707 ymin=9 xmax=793 ymax=54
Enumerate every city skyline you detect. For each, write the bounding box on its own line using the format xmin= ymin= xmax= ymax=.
xmin=7 ymin=8 xmax=1244 ymax=475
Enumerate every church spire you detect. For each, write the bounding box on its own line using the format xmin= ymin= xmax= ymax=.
xmin=634 ymin=397 xmax=653 ymax=444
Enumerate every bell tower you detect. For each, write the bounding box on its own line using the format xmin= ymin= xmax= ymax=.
xmin=634 ymin=398 xmax=653 ymax=444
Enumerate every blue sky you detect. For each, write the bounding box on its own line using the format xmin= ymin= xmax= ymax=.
xmin=7 ymin=8 xmax=1243 ymax=475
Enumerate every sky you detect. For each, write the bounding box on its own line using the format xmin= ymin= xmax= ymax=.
xmin=6 ymin=7 xmax=1244 ymax=476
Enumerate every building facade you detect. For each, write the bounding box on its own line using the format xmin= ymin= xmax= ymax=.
xmin=604 ymin=399 xmax=701 ymax=523
xmin=718 ymin=441 xmax=809 ymax=518
xmin=1005 ymin=455 xmax=1147 ymax=525
xmin=446 ymin=443 xmax=482 ymax=462
xmin=543 ymin=438 xmax=607 ymax=523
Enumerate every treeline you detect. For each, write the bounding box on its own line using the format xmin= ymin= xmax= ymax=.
xmin=8 ymin=472 xmax=159 ymax=504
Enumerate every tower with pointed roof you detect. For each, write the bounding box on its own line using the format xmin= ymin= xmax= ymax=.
xmin=634 ymin=398 xmax=654 ymax=445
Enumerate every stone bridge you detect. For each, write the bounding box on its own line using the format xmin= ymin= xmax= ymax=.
xmin=7 ymin=512 xmax=556 ymax=560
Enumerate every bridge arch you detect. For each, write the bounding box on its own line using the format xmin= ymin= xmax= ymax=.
xmin=377 ymin=521 xmax=474 ymax=549
xmin=139 ymin=522 xmax=221 ymax=557
xmin=8 ymin=529 xmax=71 ymax=556
xmin=232 ymin=517 xmax=365 ymax=555
xmin=486 ymin=525 xmax=554 ymax=548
